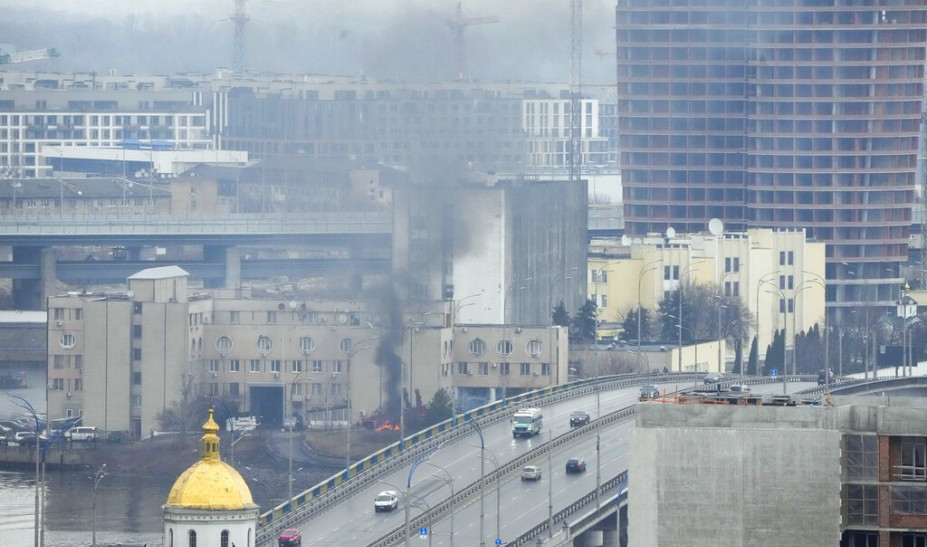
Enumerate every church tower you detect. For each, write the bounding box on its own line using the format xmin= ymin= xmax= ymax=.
xmin=163 ymin=410 xmax=258 ymax=547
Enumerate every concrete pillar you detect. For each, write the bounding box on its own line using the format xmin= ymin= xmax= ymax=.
xmin=203 ymin=244 xmax=239 ymax=289
xmin=12 ymin=246 xmax=43 ymax=310
xmin=40 ymin=247 xmax=57 ymax=309
xmin=602 ymin=528 xmax=618 ymax=547
xmin=125 ymin=246 xmax=142 ymax=261
xmin=224 ymin=246 xmax=241 ymax=289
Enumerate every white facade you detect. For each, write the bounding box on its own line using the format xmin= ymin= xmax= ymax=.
xmin=162 ymin=507 xmax=258 ymax=547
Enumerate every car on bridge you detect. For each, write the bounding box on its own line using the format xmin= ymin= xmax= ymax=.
xmin=278 ymin=528 xmax=301 ymax=546
xmin=521 ymin=465 xmax=542 ymax=481
xmin=374 ymin=490 xmax=400 ymax=512
xmin=639 ymin=384 xmax=661 ymax=400
xmin=704 ymin=373 xmax=724 ymax=384
xmin=565 ymin=457 xmax=587 ymax=474
xmin=569 ymin=410 xmax=591 ymax=427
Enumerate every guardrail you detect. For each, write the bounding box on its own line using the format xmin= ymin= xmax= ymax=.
xmin=255 ymin=372 xmax=697 ymax=544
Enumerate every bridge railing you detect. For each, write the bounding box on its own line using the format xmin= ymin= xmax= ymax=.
xmin=255 ymin=372 xmax=692 ymax=544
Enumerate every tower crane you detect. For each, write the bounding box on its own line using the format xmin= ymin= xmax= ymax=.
xmin=0 ymin=47 xmax=59 ymax=65
xmin=447 ymin=2 xmax=498 ymax=81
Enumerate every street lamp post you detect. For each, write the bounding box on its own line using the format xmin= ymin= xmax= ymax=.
xmin=675 ymin=261 xmax=704 ymax=373
xmin=425 ymin=463 xmax=455 ymax=545
xmin=501 ymin=284 xmax=528 ymax=403
xmin=469 ymin=419 xmax=487 ymax=547
xmin=754 ymin=272 xmax=780 ymax=380
xmin=401 ymin=444 xmax=444 ymax=547
xmin=344 ymin=334 xmax=377 ymax=469
xmin=90 ymin=463 xmax=107 ymax=546
xmin=288 ymin=370 xmax=304 ymax=502
xmin=401 ymin=313 xmax=435 ymax=448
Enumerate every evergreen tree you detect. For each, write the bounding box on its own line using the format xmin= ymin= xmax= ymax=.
xmin=552 ymin=301 xmax=571 ymax=327
xmin=424 ymin=389 xmax=453 ymax=426
xmin=732 ymin=338 xmax=743 ymax=374
xmin=747 ymin=336 xmax=758 ymax=376
xmin=572 ymin=299 xmax=598 ymax=341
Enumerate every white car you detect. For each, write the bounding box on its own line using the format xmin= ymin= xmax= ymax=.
xmin=374 ymin=490 xmax=399 ymax=512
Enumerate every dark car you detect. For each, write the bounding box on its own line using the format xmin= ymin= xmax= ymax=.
xmin=703 ymin=373 xmax=724 ymax=385
xmin=278 ymin=528 xmax=301 ymax=546
xmin=565 ymin=457 xmax=587 ymax=474
xmin=639 ymin=384 xmax=661 ymax=400
xmin=817 ymin=369 xmax=834 ymax=385
xmin=569 ymin=410 xmax=591 ymax=427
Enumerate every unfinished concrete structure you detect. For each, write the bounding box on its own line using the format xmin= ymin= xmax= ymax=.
xmin=631 ymin=399 xmax=927 ymax=546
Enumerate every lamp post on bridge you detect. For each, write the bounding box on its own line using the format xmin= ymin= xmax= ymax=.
xmin=637 ymin=260 xmax=662 ymax=372
xmin=11 ymin=394 xmax=41 ymax=547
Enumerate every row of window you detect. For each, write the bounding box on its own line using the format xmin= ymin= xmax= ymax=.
xmin=455 ymin=361 xmax=551 ymax=376
xmin=167 ymin=528 xmax=245 ymax=547
xmin=207 ymin=358 xmax=344 ymax=375
xmin=50 ymin=378 xmax=82 ymax=391
xmin=202 ymin=381 xmax=342 ymax=399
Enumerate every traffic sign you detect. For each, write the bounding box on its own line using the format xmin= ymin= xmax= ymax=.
xmin=770 ymin=369 xmax=777 ymax=377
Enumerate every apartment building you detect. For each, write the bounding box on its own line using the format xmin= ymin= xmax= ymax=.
xmin=588 ymin=228 xmax=826 ymax=364
xmin=615 ymin=0 xmax=926 ymax=311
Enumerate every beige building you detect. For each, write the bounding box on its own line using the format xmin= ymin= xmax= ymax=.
xmin=588 ymin=228 xmax=826 ymax=372
xmin=46 ymin=266 xmax=569 ymax=437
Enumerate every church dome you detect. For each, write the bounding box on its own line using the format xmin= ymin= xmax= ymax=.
xmin=165 ymin=410 xmax=256 ymax=510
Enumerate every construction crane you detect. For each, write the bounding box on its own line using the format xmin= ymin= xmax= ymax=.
xmin=231 ymin=0 xmax=249 ymax=75
xmin=448 ymin=2 xmax=498 ymax=81
xmin=0 ymin=47 xmax=59 ymax=65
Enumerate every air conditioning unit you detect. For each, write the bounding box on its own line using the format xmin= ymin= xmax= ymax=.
xmin=56 ymin=320 xmax=63 ymax=326
xmin=533 ymin=372 xmax=539 ymax=376
xmin=515 ymin=327 xmax=523 ymax=333
xmin=66 ymin=392 xmax=71 ymax=398
xmin=273 ymin=372 xmax=280 ymax=378
xmin=461 ymin=327 xmax=468 ymax=333
xmin=211 ymin=372 xmax=217 ymax=377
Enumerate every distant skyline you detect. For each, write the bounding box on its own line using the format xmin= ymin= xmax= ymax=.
xmin=0 ymin=0 xmax=619 ymax=85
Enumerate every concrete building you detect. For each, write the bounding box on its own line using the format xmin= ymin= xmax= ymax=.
xmin=615 ymin=0 xmax=926 ymax=312
xmin=630 ymin=399 xmax=927 ymax=546
xmin=589 ymin=228 xmax=826 ymax=370
xmin=46 ymin=266 xmax=569 ymax=437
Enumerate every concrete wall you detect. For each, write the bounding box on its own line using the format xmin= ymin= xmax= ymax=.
xmin=630 ymin=404 xmax=842 ymax=547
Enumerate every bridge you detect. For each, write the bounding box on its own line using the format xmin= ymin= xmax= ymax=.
xmin=251 ymin=373 xmax=835 ymax=546
xmin=0 ymin=213 xmax=391 ymax=308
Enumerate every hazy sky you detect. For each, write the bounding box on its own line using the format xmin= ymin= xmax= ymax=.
xmin=0 ymin=0 xmax=618 ymax=84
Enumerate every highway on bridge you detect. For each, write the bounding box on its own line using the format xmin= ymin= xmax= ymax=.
xmin=269 ymin=379 xmax=816 ymax=546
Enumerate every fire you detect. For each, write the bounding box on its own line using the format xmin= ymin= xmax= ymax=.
xmin=374 ymin=420 xmax=400 ymax=432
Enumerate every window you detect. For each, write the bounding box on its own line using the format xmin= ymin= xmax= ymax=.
xmin=846 ymin=484 xmax=879 ymax=525
xmin=457 ymin=362 xmax=469 ymax=375
xmin=229 ymin=359 xmax=240 ymax=372
xmin=291 ymin=360 xmax=303 ymax=373
xmin=601 ymin=295 xmax=608 ymax=308
xmin=132 ymin=394 xmax=142 ymax=408
xmin=221 ymin=530 xmax=229 ymax=547
xmin=228 ymin=383 xmax=239 ymax=397
xmin=500 ymin=362 xmax=510 ymax=376
xmin=891 ymin=486 xmax=927 ymax=515
xmin=331 ymin=383 xmax=342 ymax=396
xmin=208 ymin=383 xmax=219 ymax=395
xmin=267 ymin=311 xmax=277 ymax=324
xmin=520 ymin=363 xmax=530 ymax=376
xmin=312 ymin=360 xmax=323 ymax=373
xmin=469 ymin=339 xmax=486 ymax=356
xmin=332 ymin=360 xmax=343 ymax=373
xmin=299 ymin=336 xmax=316 ymax=355
xmin=270 ymin=360 xmax=281 ymax=373
xmin=133 ymin=302 xmax=142 ymax=314
xmin=340 ymin=338 xmax=353 ymax=355
xmin=311 ymin=383 xmax=322 ymax=395
xmin=542 ymin=363 xmax=551 ymax=375
xmin=59 ymin=332 xmax=76 ymax=349
xmin=479 ymin=362 xmax=489 ymax=375
xmin=526 ymin=340 xmax=543 ymax=357
xmin=188 ymin=530 xmax=196 ymax=547
xmin=74 ymin=378 xmax=82 ymax=391
xmin=75 ymin=355 xmax=82 ymax=369
xmin=54 ymin=355 xmax=64 ymax=369
xmin=132 ymin=325 xmax=142 ymax=339
xmin=215 ymin=336 xmax=233 ymax=354
xmin=847 ymin=435 xmax=879 ymax=479
xmin=256 ymin=335 xmax=273 ymax=354
xmin=230 ymin=310 xmax=240 ymax=323
xmin=208 ymin=360 xmax=219 ymax=373
xmin=497 ymin=339 xmax=513 ymax=357
xmin=133 ymin=348 xmax=142 ymax=360
xmin=249 ymin=360 xmax=261 ymax=373
xmin=788 ymin=251 xmax=794 ymax=265
xmin=52 ymin=378 xmax=64 ymax=390
xmin=902 ymin=534 xmax=927 ymax=547
xmin=901 ymin=438 xmax=927 ymax=481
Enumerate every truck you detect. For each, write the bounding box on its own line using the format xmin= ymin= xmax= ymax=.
xmin=512 ymin=408 xmax=543 ymax=438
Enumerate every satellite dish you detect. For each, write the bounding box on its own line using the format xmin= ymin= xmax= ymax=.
xmin=621 ymin=235 xmax=630 ymax=246
xmin=288 ymin=301 xmax=298 ymax=310
xmin=125 ymin=290 xmax=134 ymax=298
xmin=708 ymin=218 xmax=724 ymax=236
xmin=665 ymin=227 xmax=676 ymax=239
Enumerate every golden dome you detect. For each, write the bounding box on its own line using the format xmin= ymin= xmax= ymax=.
xmin=165 ymin=410 xmax=256 ymax=510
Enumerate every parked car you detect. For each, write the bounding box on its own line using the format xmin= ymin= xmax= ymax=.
xmin=374 ymin=490 xmax=400 ymax=512
xmin=569 ymin=410 xmax=591 ymax=427
xmin=565 ymin=457 xmax=587 ymax=474
xmin=521 ymin=465 xmax=542 ymax=481
xmin=66 ymin=426 xmax=100 ymax=442
xmin=13 ymin=431 xmax=36 ymax=445
xmin=278 ymin=528 xmax=302 ymax=546
xmin=639 ymin=384 xmax=661 ymax=400
xmin=704 ymin=373 xmax=724 ymax=385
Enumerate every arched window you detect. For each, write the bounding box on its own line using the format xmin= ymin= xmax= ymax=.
xmin=59 ymin=332 xmax=76 ymax=349
xmin=221 ymin=530 xmax=229 ymax=547
xmin=168 ymin=529 xmax=173 ymax=547
xmin=216 ymin=336 xmax=233 ymax=355
xmin=497 ymin=339 xmax=513 ymax=357
xmin=188 ymin=530 xmax=196 ymax=547
xmin=468 ymin=338 xmax=486 ymax=356
xmin=248 ymin=529 xmax=252 ymax=547
xmin=526 ymin=339 xmax=543 ymax=357
xmin=340 ymin=338 xmax=353 ymax=355
xmin=298 ymin=336 xmax=316 ymax=355
xmin=256 ymin=335 xmax=273 ymax=355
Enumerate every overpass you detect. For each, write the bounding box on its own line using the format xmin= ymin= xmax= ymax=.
xmin=0 ymin=213 xmax=391 ymax=308
xmin=252 ymin=374 xmax=822 ymax=546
